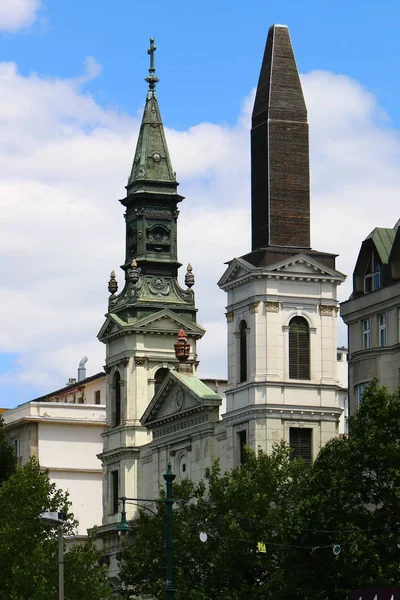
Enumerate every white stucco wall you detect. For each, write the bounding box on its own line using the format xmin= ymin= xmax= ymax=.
xmin=4 ymin=402 xmax=106 ymax=536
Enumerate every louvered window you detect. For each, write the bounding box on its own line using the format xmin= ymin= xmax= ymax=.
xmin=239 ymin=320 xmax=247 ymax=383
xmin=111 ymin=470 xmax=119 ymax=515
xmin=290 ymin=427 xmax=312 ymax=463
xmin=112 ymin=371 xmax=121 ymax=427
xmin=238 ymin=430 xmax=247 ymax=465
xmin=289 ymin=317 xmax=310 ymax=379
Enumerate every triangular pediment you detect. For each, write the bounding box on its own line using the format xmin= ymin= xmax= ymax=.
xmin=98 ymin=309 xmax=205 ymax=342
xmin=97 ymin=314 xmax=123 ymax=342
xmin=141 ymin=370 xmax=221 ymax=428
xmin=218 ymin=257 xmax=254 ymax=289
xmin=218 ymin=253 xmax=345 ymax=290
xmin=133 ymin=309 xmax=205 ymax=337
xmin=267 ymin=253 xmax=346 ymax=281
xmin=156 ymin=385 xmax=202 ymax=419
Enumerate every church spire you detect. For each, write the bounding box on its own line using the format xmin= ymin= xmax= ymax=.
xmin=251 ymin=24 xmax=310 ymax=251
xmin=126 ymin=37 xmax=177 ymax=195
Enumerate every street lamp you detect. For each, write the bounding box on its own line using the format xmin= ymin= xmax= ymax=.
xmin=117 ymin=464 xmax=176 ymax=600
xmin=39 ymin=511 xmax=67 ymax=600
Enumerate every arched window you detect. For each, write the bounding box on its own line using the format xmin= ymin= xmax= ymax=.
xmin=289 ymin=317 xmax=310 ymax=380
xmin=154 ymin=367 xmax=169 ymax=395
xmin=239 ymin=320 xmax=247 ymax=383
xmin=112 ymin=371 xmax=121 ymax=427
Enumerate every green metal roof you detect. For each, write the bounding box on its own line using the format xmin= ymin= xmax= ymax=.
xmin=365 ymin=227 xmax=396 ymax=264
xmin=173 ymin=371 xmax=221 ymax=401
xmin=127 ymin=93 xmax=176 ymax=189
xmin=127 ymin=39 xmax=176 ymax=192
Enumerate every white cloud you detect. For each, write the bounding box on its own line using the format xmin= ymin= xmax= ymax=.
xmin=1 ymin=61 xmax=400 ymax=405
xmin=0 ymin=0 xmax=41 ymax=32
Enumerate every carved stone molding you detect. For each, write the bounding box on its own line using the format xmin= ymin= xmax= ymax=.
xmin=319 ymin=305 xmax=339 ymax=317
xmin=265 ymin=301 xmax=280 ymax=313
xmin=134 ymin=356 xmax=146 ymax=366
xmin=226 ymin=311 xmax=234 ymax=323
xmin=121 ymin=357 xmax=130 ymax=367
xmin=103 ymin=365 xmax=111 ymax=374
xmin=250 ymin=302 xmax=260 ymax=314
xmin=153 ymin=413 xmax=210 ymax=439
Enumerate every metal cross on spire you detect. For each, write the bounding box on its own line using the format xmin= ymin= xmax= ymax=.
xmin=145 ymin=37 xmax=159 ymax=95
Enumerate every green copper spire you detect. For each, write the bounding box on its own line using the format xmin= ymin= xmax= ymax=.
xmin=127 ymin=37 xmax=176 ymax=194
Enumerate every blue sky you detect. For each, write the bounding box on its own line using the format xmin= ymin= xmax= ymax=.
xmin=2 ymin=0 xmax=400 ymax=128
xmin=1 ymin=0 xmax=400 ymax=407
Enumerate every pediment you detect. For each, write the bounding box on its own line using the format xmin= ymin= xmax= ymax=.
xmin=141 ymin=370 xmax=221 ymax=428
xmin=156 ymin=385 xmax=202 ymax=419
xmin=267 ymin=254 xmax=346 ymax=281
xmin=98 ymin=309 xmax=205 ymax=342
xmin=97 ymin=314 xmax=123 ymax=341
xmin=133 ymin=309 xmax=205 ymax=337
xmin=218 ymin=257 xmax=254 ymax=289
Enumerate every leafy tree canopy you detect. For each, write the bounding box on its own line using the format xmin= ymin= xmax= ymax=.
xmin=0 ymin=455 xmax=113 ymax=600
xmin=119 ymin=382 xmax=400 ymax=600
xmin=0 ymin=416 xmax=17 ymax=484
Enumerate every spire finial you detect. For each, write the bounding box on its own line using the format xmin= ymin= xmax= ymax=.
xmin=145 ymin=37 xmax=159 ymax=95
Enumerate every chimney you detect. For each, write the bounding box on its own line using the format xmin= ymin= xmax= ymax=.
xmin=78 ymin=356 xmax=88 ymax=382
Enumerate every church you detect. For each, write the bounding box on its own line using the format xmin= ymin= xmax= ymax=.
xmin=96 ymin=25 xmax=347 ymax=573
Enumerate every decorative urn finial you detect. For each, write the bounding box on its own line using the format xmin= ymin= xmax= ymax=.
xmin=185 ymin=263 xmax=195 ymax=289
xmin=127 ymin=259 xmax=141 ymax=284
xmin=174 ymin=328 xmax=190 ymax=363
xmin=108 ymin=270 xmax=118 ymax=296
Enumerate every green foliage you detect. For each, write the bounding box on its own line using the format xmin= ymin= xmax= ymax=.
xmin=119 ymin=443 xmax=308 ymax=600
xmin=119 ymin=383 xmax=400 ymax=600
xmin=283 ymin=381 xmax=400 ymax=599
xmin=0 ymin=458 xmax=112 ymax=600
xmin=0 ymin=416 xmax=17 ymax=484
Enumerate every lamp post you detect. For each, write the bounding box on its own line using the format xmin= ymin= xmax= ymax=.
xmin=39 ymin=511 xmax=67 ymax=600
xmin=117 ymin=464 xmax=176 ymax=600
xmin=164 ymin=464 xmax=175 ymax=600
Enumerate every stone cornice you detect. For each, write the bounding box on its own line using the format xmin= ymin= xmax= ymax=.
xmin=222 ymin=269 xmax=345 ymax=291
xmin=145 ymin=404 xmax=210 ymax=430
xmin=350 ymin=343 xmax=400 ymax=362
xmin=222 ymin=403 xmax=343 ymax=425
xmin=224 ymin=379 xmax=344 ymax=394
xmin=151 ymin=412 xmax=212 ymax=440
xmin=97 ymin=446 xmax=140 ymax=462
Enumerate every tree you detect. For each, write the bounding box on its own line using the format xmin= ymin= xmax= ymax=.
xmin=119 ymin=443 xmax=307 ymax=600
xmin=0 ymin=458 xmax=112 ymax=600
xmin=119 ymin=382 xmax=400 ymax=600
xmin=280 ymin=381 xmax=400 ymax=599
xmin=0 ymin=416 xmax=17 ymax=484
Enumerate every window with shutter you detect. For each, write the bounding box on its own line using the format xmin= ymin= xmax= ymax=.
xmin=289 ymin=316 xmax=310 ymax=379
xmin=238 ymin=430 xmax=247 ymax=465
xmin=112 ymin=371 xmax=121 ymax=427
xmin=239 ymin=321 xmax=248 ymax=383
xmin=289 ymin=427 xmax=312 ymax=463
xmin=110 ymin=470 xmax=119 ymax=515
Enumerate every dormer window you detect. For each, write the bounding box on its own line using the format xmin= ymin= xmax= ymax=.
xmin=364 ymin=253 xmax=381 ymax=293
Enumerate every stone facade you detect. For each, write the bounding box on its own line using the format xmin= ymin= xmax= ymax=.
xmin=96 ymin=27 xmax=348 ymax=581
xmin=341 ymin=224 xmax=400 ymax=414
